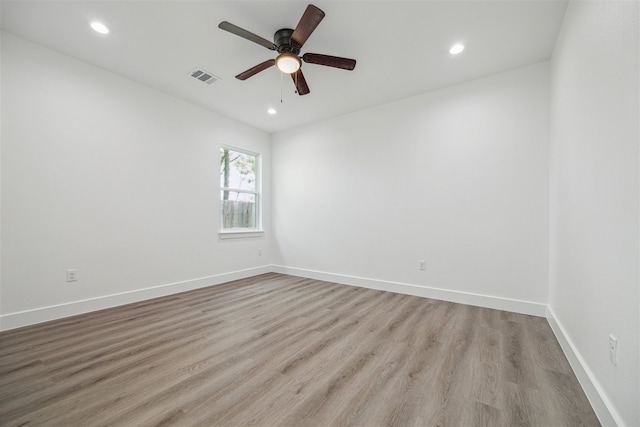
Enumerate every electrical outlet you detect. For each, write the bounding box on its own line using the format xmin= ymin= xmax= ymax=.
xmin=66 ymin=269 xmax=78 ymax=282
xmin=609 ymin=334 xmax=618 ymax=366
xmin=418 ymin=260 xmax=426 ymax=270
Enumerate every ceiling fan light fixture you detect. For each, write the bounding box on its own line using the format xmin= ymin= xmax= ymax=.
xmin=276 ymin=53 xmax=301 ymax=74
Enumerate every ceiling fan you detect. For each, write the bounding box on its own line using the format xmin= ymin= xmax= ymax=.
xmin=218 ymin=4 xmax=356 ymax=96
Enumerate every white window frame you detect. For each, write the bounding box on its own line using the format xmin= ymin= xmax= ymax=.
xmin=219 ymin=145 xmax=263 ymax=239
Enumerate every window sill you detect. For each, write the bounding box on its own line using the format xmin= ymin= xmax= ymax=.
xmin=219 ymin=230 xmax=265 ymax=240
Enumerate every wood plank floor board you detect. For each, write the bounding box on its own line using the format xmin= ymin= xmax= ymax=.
xmin=2 ymin=325 xmax=222 ymax=424
xmin=469 ymin=326 xmax=502 ymax=410
xmin=0 ymin=273 xmax=600 ymax=426
xmin=0 ymin=307 xmax=229 ymax=409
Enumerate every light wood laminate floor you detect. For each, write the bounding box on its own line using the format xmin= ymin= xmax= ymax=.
xmin=0 ymin=273 xmax=600 ymax=426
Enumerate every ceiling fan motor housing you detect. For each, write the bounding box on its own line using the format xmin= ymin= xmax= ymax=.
xmin=274 ymin=28 xmax=300 ymax=54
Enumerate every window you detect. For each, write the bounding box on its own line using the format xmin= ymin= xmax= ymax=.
xmin=219 ymin=147 xmax=261 ymax=234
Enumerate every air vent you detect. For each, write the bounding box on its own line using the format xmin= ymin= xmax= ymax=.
xmin=189 ymin=69 xmax=220 ymax=85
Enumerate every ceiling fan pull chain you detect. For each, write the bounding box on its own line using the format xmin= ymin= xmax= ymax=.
xmin=280 ymin=70 xmax=284 ymax=103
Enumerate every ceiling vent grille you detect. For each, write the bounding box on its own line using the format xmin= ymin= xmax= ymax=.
xmin=189 ymin=69 xmax=220 ymax=85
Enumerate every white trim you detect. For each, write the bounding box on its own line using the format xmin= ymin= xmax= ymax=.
xmin=220 ymin=143 xmax=259 ymax=158
xmin=271 ymin=265 xmax=547 ymax=317
xmin=218 ymin=230 xmax=265 ymax=239
xmin=0 ymin=265 xmax=271 ymax=331
xmin=546 ymin=306 xmax=624 ymax=427
xmin=220 ymin=187 xmax=258 ymax=196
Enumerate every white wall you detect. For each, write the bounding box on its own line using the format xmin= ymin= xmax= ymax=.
xmin=272 ymin=63 xmax=550 ymax=314
xmin=0 ymin=33 xmax=272 ymax=330
xmin=549 ymin=2 xmax=639 ymax=426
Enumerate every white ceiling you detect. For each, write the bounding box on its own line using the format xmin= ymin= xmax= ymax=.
xmin=1 ymin=0 xmax=568 ymax=133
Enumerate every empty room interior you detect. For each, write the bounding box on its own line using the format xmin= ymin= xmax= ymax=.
xmin=0 ymin=1 xmax=638 ymax=426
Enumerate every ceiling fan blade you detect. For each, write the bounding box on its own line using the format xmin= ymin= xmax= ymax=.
xmin=290 ymin=4 xmax=325 ymax=48
xmin=218 ymin=21 xmax=277 ymax=51
xmin=302 ymin=53 xmax=356 ymax=70
xmin=291 ymin=69 xmax=310 ymax=95
xmin=235 ymin=59 xmax=276 ymax=80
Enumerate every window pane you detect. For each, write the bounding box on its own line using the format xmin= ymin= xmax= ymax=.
xmin=221 ymin=191 xmax=257 ymax=229
xmin=220 ymin=148 xmax=256 ymax=191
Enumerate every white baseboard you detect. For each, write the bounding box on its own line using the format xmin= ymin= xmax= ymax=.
xmin=0 ymin=265 xmax=272 ymax=331
xmin=271 ymin=265 xmax=547 ymax=317
xmin=0 ymin=265 xmax=547 ymax=331
xmin=546 ymin=306 xmax=623 ymax=427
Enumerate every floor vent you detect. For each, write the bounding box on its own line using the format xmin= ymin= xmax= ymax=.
xmin=189 ymin=69 xmax=220 ymax=85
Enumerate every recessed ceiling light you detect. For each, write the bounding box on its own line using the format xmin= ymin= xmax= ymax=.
xmin=90 ymin=21 xmax=110 ymax=34
xmin=449 ymin=43 xmax=465 ymax=55
xmin=267 ymin=108 xmax=277 ymax=115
